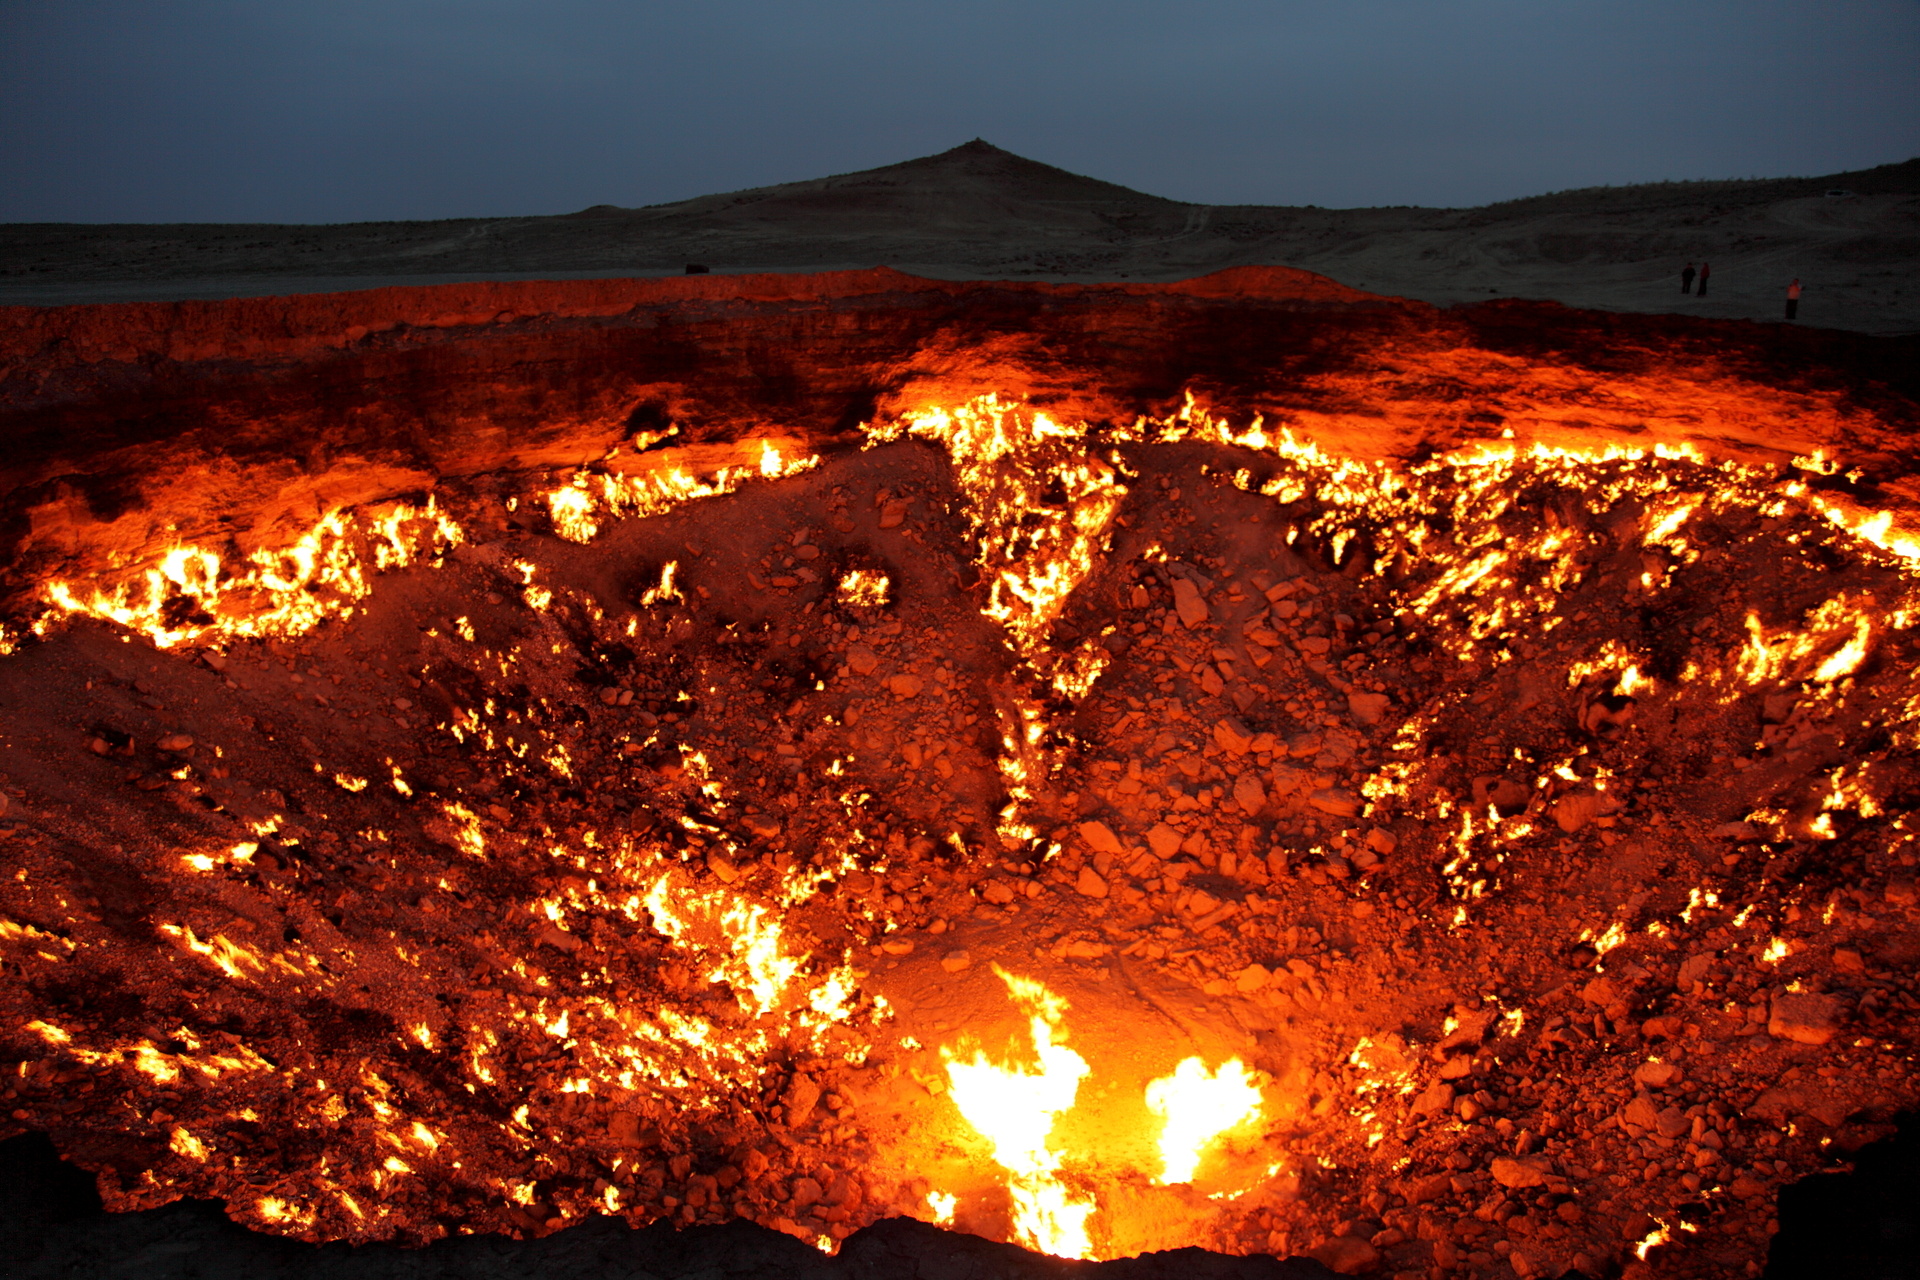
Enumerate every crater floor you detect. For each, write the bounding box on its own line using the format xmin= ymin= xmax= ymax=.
xmin=3 ymin=401 xmax=1919 ymax=1280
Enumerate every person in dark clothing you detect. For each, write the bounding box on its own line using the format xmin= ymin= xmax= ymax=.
xmin=1786 ymin=279 xmax=1801 ymax=320
xmin=1681 ymin=263 xmax=1696 ymax=294
xmin=1697 ymin=262 xmax=1710 ymax=296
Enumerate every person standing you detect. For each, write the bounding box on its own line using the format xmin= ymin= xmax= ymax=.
xmin=1681 ymin=263 xmax=1697 ymax=294
xmin=1697 ymin=261 xmax=1710 ymax=296
xmin=1786 ymin=279 xmax=1801 ymax=320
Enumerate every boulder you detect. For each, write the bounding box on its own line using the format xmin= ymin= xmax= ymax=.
xmin=1171 ymin=578 xmax=1210 ymax=629
xmin=1490 ymin=1154 xmax=1554 ymax=1189
xmin=1769 ymin=991 xmax=1845 ymax=1045
xmin=1232 ymin=772 xmax=1267 ymax=815
xmin=1212 ymin=717 xmax=1255 ymax=754
xmin=1346 ymin=691 xmax=1390 ymax=725
xmin=1306 ymin=1235 xmax=1379 ymax=1275
xmin=1632 ymin=1061 xmax=1684 ymax=1089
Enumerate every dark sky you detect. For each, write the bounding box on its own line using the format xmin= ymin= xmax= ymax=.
xmin=4 ymin=0 xmax=1917 ymax=223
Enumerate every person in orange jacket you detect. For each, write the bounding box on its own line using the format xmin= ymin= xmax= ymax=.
xmin=1696 ymin=261 xmax=1710 ymax=296
xmin=1785 ymin=279 xmax=1801 ymax=321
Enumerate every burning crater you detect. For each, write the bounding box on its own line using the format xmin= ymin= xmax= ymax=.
xmin=2 ymin=268 xmax=1919 ymax=1278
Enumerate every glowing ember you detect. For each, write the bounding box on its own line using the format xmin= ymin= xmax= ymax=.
xmin=878 ymin=395 xmax=1127 ymax=697
xmin=544 ymin=443 xmax=820 ymax=544
xmin=1144 ymin=1056 xmax=1263 ymax=1185
xmin=836 ymin=568 xmax=890 ymax=609
xmin=1635 ymin=1219 xmax=1673 ymax=1261
xmin=38 ymin=499 xmax=463 ymax=650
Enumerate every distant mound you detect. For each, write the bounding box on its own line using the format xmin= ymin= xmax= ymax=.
xmin=1483 ymin=155 xmax=1920 ymax=215
xmin=709 ymin=137 xmax=1173 ymax=208
xmin=569 ymin=139 xmax=1191 ymax=241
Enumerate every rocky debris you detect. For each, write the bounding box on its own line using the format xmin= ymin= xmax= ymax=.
xmin=1579 ymin=976 xmax=1630 ymax=1023
xmin=1551 ymin=791 xmax=1620 ymax=833
xmin=783 ymin=1074 xmax=821 ymax=1126
xmin=1769 ymin=992 xmax=1846 ymax=1045
xmin=1171 ymin=578 xmax=1210 ymax=630
xmin=1304 ymin=1234 xmax=1377 ymax=1274
xmin=1306 ymin=788 xmax=1357 ymax=818
xmin=1232 ymin=773 xmax=1266 ymax=816
xmin=1489 ymin=1154 xmax=1553 ymax=1189
xmin=1212 ymin=718 xmax=1255 ymax=754
xmin=1344 ymin=692 xmax=1389 ymax=726
xmin=1631 ymin=1061 xmax=1683 ymax=1089
xmin=4 ymin=375 xmax=1920 ymax=1280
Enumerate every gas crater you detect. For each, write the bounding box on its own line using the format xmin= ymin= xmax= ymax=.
xmin=2 ymin=267 xmax=1919 ymax=1280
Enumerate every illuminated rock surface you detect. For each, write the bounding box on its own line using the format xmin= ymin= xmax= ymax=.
xmin=2 ymin=268 xmax=1919 ymax=1278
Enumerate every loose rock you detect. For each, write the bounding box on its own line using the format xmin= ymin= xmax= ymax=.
xmin=1490 ymin=1154 xmax=1554 ymax=1189
xmin=1232 ymin=772 xmax=1266 ymax=815
xmin=1171 ymin=578 xmax=1210 ymax=629
xmin=1769 ymin=991 xmax=1845 ymax=1045
xmin=1306 ymin=1235 xmax=1379 ymax=1275
xmin=783 ymin=1074 xmax=820 ymax=1125
xmin=1632 ymin=1061 xmax=1683 ymax=1089
xmin=1346 ymin=691 xmax=1390 ymax=725
xmin=1308 ymin=788 xmax=1358 ymax=817
xmin=1212 ymin=717 xmax=1254 ymax=754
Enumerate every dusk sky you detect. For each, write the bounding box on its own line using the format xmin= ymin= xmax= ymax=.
xmin=3 ymin=0 xmax=1917 ymax=224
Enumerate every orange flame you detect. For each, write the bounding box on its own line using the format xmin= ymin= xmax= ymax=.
xmin=1143 ymin=1056 xmax=1263 ymax=1184
xmin=941 ymin=966 xmax=1094 ymax=1258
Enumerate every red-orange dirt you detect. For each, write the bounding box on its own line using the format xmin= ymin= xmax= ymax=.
xmin=2 ymin=268 xmax=1918 ymax=1279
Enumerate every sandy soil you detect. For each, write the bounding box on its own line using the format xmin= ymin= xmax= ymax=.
xmin=3 ymin=141 xmax=1915 ymax=333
